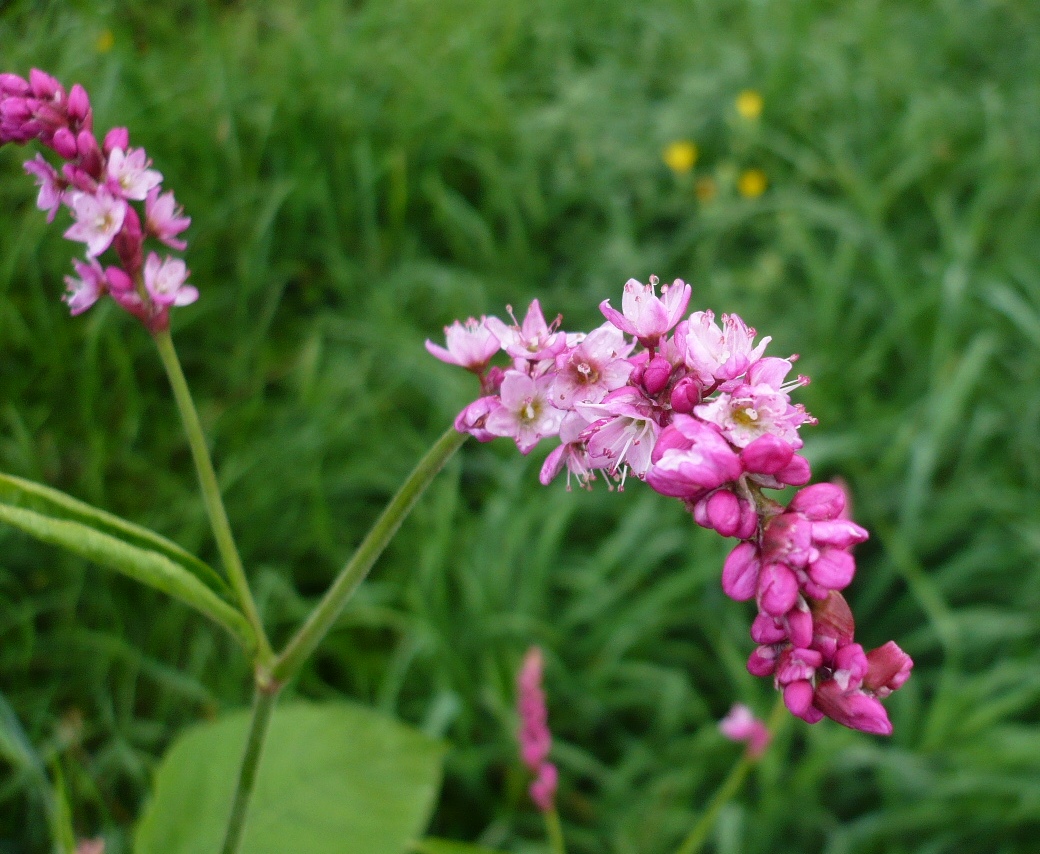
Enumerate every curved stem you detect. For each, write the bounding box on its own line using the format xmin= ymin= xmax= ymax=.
xmin=220 ymin=681 xmax=280 ymax=854
xmin=153 ymin=330 xmax=273 ymax=663
xmin=271 ymin=426 xmax=467 ymax=683
xmin=673 ymin=695 xmax=787 ymax=854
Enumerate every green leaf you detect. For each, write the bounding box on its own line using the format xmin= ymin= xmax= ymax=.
xmin=411 ymin=839 xmax=505 ymax=854
xmin=135 ymin=701 xmax=445 ymax=854
xmin=0 ymin=503 xmax=252 ymax=648
xmin=0 ymin=472 xmax=231 ymax=597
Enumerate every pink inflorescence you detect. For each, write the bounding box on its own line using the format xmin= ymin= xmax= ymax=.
xmin=516 ymin=647 xmax=558 ymax=812
xmin=430 ymin=277 xmax=913 ymax=735
xmin=1 ymin=69 xmax=194 ymax=333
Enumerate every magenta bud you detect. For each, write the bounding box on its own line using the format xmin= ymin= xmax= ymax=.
xmin=642 ymin=355 xmax=672 ymax=395
xmin=776 ymin=647 xmax=823 ymax=685
xmin=66 ymin=84 xmax=91 ymax=124
xmin=669 ymin=376 xmax=700 ymax=413
xmin=747 ymin=645 xmax=778 ymax=677
xmin=76 ymin=130 xmax=103 ymax=177
xmin=51 ymin=127 xmax=78 ymax=159
xmin=721 ymin=541 xmax=760 ymax=602
xmin=454 ymin=396 xmax=500 ymax=443
xmin=750 ymin=613 xmax=787 ymax=644
xmin=104 ymin=267 xmax=134 ymax=293
xmin=0 ymin=73 xmax=30 ymax=97
xmin=813 ymin=681 xmax=893 ymax=735
xmin=29 ymin=68 xmax=63 ymax=100
xmin=757 ymin=562 xmax=799 ymax=616
xmin=776 ymin=454 xmax=811 ymax=486
xmin=740 ymin=434 xmax=793 ymax=475
xmin=789 ymin=482 xmax=845 ymax=520
xmin=811 ymin=520 xmax=869 ymax=549
xmin=807 ymin=547 xmax=855 ymax=591
xmin=809 ymin=590 xmax=856 ymax=653
xmin=697 ymin=489 xmax=741 ymax=537
xmin=114 ymin=206 xmax=143 ymax=275
xmin=785 ymin=606 xmax=813 ymax=649
xmin=61 ymin=163 xmax=97 ymax=192
xmin=734 ymin=499 xmax=758 ymax=540
xmin=1 ymin=98 xmax=32 ymax=121
xmin=832 ymin=643 xmax=868 ymax=692
xmin=864 ymin=641 xmax=913 ymax=698
xmin=782 ymin=680 xmax=816 ymax=718
xmin=104 ymin=126 xmax=130 ymax=155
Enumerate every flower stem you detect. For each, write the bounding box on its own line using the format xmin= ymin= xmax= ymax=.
xmin=544 ymin=807 xmax=568 ymax=854
xmin=153 ymin=329 xmax=273 ymax=664
xmin=673 ymin=695 xmax=787 ymax=854
xmin=220 ymin=680 xmax=280 ymax=854
xmin=271 ymin=427 xmax=467 ymax=683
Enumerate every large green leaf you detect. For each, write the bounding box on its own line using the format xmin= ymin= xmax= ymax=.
xmin=135 ymin=701 xmax=446 ymax=854
xmin=0 ymin=472 xmax=230 ymax=596
xmin=0 ymin=503 xmax=252 ymax=648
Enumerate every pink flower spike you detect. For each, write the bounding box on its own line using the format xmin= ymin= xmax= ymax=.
xmin=719 ymin=703 xmax=771 ymax=758
xmin=23 ymin=154 xmax=64 ymax=221
xmin=64 ymin=188 xmax=126 ymax=257
xmin=145 ymin=187 xmax=191 ymax=250
xmin=106 ymin=147 xmax=162 ymax=201
xmin=516 ymin=647 xmax=558 ymax=813
xmin=425 ymin=316 xmax=500 ymax=373
xmin=63 ymin=257 xmax=106 ymax=315
xmin=599 ymin=276 xmax=690 ymax=346
xmin=143 ymin=252 xmax=197 ymax=307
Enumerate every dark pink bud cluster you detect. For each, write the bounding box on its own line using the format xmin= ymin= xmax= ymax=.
xmin=1 ymin=69 xmax=194 ymax=333
xmin=430 ymin=276 xmax=912 ymax=734
xmin=516 ymin=647 xmax=558 ymax=812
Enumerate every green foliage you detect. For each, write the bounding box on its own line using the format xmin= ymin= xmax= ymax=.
xmin=0 ymin=0 xmax=1039 ymax=852
xmin=134 ymin=701 xmax=444 ymax=854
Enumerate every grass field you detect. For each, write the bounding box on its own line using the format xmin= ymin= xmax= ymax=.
xmin=2 ymin=0 xmax=1040 ymax=851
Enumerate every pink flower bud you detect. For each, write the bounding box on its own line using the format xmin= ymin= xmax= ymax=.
xmin=722 ymin=541 xmax=760 ymax=601
xmin=29 ymin=68 xmax=63 ymax=99
xmin=76 ymin=130 xmax=103 ymax=177
xmin=785 ymin=605 xmax=814 ymax=649
xmin=695 ymin=489 xmax=743 ymax=537
xmin=775 ymin=453 xmax=811 ymax=486
xmin=809 ymin=591 xmax=856 ymax=656
xmin=757 ymin=561 xmax=799 ymax=616
xmin=51 ymin=127 xmax=78 ymax=159
xmin=747 ymin=645 xmax=779 ymax=677
xmin=66 ymin=84 xmax=91 ymax=126
xmin=642 ymin=354 xmax=672 ymax=395
xmin=740 ymin=434 xmax=793 ymax=474
xmin=750 ymin=613 xmax=787 ymax=644
xmin=813 ymin=680 xmax=892 ymax=735
xmin=864 ymin=641 xmax=913 ymax=698
xmin=782 ymin=680 xmax=817 ymax=719
xmin=789 ymin=482 xmax=846 ymax=520
xmin=104 ymin=126 xmax=130 ymax=155
xmin=0 ymin=73 xmax=30 ymax=97
xmin=669 ymin=376 xmax=700 ymax=413
xmin=776 ymin=647 xmax=822 ymax=685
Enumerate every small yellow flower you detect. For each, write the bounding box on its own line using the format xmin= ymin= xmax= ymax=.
xmin=695 ymin=176 xmax=718 ymax=203
xmin=96 ymin=29 xmax=115 ymax=54
xmin=737 ymin=168 xmax=768 ymax=198
xmin=663 ymin=140 xmax=698 ymax=175
xmin=735 ymin=90 xmax=764 ymax=121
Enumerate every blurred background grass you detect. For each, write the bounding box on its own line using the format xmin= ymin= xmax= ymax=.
xmin=2 ymin=0 xmax=1040 ymax=851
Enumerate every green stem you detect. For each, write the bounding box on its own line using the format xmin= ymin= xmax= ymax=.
xmin=271 ymin=426 xmax=467 ymax=682
xmin=673 ymin=695 xmax=787 ymax=854
xmin=544 ymin=806 xmax=568 ymax=854
xmin=153 ymin=330 xmax=273 ymax=663
xmin=220 ymin=681 xmax=280 ymax=854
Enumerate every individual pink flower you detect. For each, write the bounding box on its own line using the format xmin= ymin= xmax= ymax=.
xmin=62 ymin=257 xmax=106 ymax=315
xmin=517 ymin=647 xmax=558 ymax=813
xmin=454 ymin=396 xmax=502 ymax=442
xmin=144 ymin=187 xmax=191 ymax=250
xmin=578 ymin=387 xmax=660 ymax=481
xmin=550 ymin=322 xmax=633 ymax=408
xmin=682 ymin=310 xmax=770 ymax=385
xmin=540 ymin=411 xmax=594 ymax=489
xmin=599 ymin=275 xmax=690 ymax=346
xmin=425 ymin=316 xmax=500 ymax=373
xmin=485 ymin=299 xmax=565 ymax=362
xmin=64 ymin=187 xmax=126 ymax=257
xmin=23 ymin=153 xmax=63 ymax=221
xmin=694 ymin=382 xmax=809 ymax=449
xmin=484 ymin=370 xmax=562 ymax=454
xmin=644 ymin=415 xmax=743 ymax=501
xmin=719 ymin=703 xmax=771 ymax=758
xmin=106 ymin=147 xmax=162 ymax=200
xmin=143 ymin=252 xmax=198 ymax=307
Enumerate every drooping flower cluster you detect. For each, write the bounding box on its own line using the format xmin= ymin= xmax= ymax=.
xmin=516 ymin=647 xmax=558 ymax=812
xmin=429 ymin=277 xmax=912 ymax=734
xmin=1 ymin=69 xmax=194 ymax=332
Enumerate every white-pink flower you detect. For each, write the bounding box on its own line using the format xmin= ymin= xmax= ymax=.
xmin=64 ymin=188 xmax=126 ymax=257
xmin=425 ymin=316 xmax=500 ymax=372
xmin=62 ymin=257 xmax=106 ymax=315
xmin=550 ymin=322 xmax=634 ymax=408
xmin=577 ymin=387 xmax=660 ymax=481
xmin=683 ymin=310 xmax=770 ymax=385
xmin=143 ymin=252 xmax=198 ymax=307
xmin=23 ymin=153 xmax=63 ymax=221
xmin=106 ymin=147 xmax=162 ymax=201
xmin=694 ymin=383 xmax=808 ymax=449
xmin=145 ymin=187 xmax=190 ymax=250
xmin=484 ymin=370 xmax=563 ymax=454
xmin=599 ymin=276 xmax=690 ymax=345
xmin=485 ymin=299 xmax=566 ymax=362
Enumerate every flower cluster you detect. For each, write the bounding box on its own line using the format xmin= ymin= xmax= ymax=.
xmin=1 ymin=69 xmax=194 ymax=332
xmin=516 ymin=647 xmax=558 ymax=812
xmin=429 ymin=277 xmax=912 ymax=734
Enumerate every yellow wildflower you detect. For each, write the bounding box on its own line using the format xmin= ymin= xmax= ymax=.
xmin=735 ymin=90 xmax=763 ymax=120
xmin=96 ymin=29 xmax=115 ymax=54
xmin=737 ymin=168 xmax=768 ymax=198
xmin=663 ymin=140 xmax=698 ymax=174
